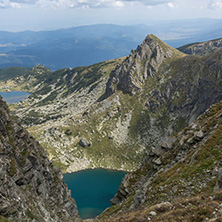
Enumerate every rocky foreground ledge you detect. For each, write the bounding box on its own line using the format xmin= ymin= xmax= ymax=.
xmin=0 ymin=96 xmax=80 ymax=222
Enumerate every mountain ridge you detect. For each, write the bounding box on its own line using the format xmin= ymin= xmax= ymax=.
xmin=2 ymin=35 xmax=222 ymax=173
xmin=178 ymin=37 xmax=222 ymax=55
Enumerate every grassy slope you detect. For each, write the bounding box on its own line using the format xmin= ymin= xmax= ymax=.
xmin=1 ymin=58 xmax=130 ymax=172
xmin=0 ymin=67 xmax=31 ymax=81
xmin=96 ymin=100 xmax=222 ymax=222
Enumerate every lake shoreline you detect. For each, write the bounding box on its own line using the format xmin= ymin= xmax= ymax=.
xmin=0 ymin=90 xmax=30 ymax=103
xmin=64 ymin=166 xmax=131 ymax=175
xmin=63 ymin=168 xmax=127 ymax=219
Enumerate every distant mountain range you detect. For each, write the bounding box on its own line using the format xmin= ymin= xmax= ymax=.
xmin=0 ymin=19 xmax=222 ymax=70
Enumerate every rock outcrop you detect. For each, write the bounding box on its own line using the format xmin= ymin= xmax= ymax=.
xmin=0 ymin=97 xmax=80 ymax=221
xmin=100 ymin=34 xmax=184 ymax=99
xmin=178 ymin=37 xmax=222 ymax=55
xmin=79 ymin=138 xmax=91 ymax=147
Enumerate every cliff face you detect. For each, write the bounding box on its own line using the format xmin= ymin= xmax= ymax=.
xmin=97 ymin=100 xmax=222 ymax=222
xmin=0 ymin=97 xmax=80 ymax=221
xmin=101 ymin=34 xmax=184 ymax=99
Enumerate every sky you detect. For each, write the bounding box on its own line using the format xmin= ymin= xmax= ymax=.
xmin=0 ymin=0 xmax=222 ymax=31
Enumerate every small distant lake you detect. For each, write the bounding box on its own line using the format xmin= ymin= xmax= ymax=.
xmin=63 ymin=169 xmax=126 ymax=219
xmin=0 ymin=91 xmax=30 ymax=103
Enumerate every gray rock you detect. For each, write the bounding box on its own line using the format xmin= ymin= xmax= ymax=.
xmin=155 ymin=202 xmax=172 ymax=210
xmin=214 ymin=168 xmax=222 ymax=192
xmin=150 ymin=147 xmax=165 ymax=156
xmin=150 ymin=211 xmax=157 ymax=216
xmin=187 ymin=137 xmax=194 ymax=145
xmin=161 ymin=137 xmax=176 ymax=149
xmin=211 ymin=169 xmax=219 ymax=176
xmin=79 ymin=138 xmax=91 ymax=147
xmin=152 ymin=158 xmax=162 ymax=165
xmin=172 ymin=186 xmax=178 ymax=193
xmin=195 ymin=130 xmax=204 ymax=139
xmin=179 ymin=38 xmax=222 ymax=56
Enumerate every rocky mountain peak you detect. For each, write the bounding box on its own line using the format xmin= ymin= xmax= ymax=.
xmin=139 ymin=34 xmax=175 ymax=56
xmin=100 ymin=34 xmax=184 ymax=100
xmin=31 ymin=64 xmax=51 ymax=75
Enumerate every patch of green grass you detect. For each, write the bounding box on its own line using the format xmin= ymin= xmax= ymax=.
xmin=214 ymin=192 xmax=222 ymax=201
xmin=144 ymin=103 xmax=222 ymax=206
xmin=0 ymin=216 xmax=11 ymax=222
xmin=0 ymin=66 xmax=31 ymax=81
xmin=51 ymin=159 xmax=66 ymax=173
xmin=8 ymin=158 xmax=17 ymax=177
xmin=26 ymin=209 xmax=37 ymax=220
xmin=19 ymin=146 xmax=28 ymax=167
xmin=192 ymin=206 xmax=212 ymax=222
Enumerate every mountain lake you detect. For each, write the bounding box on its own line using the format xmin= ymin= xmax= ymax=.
xmin=0 ymin=91 xmax=30 ymax=103
xmin=63 ymin=169 xmax=126 ymax=219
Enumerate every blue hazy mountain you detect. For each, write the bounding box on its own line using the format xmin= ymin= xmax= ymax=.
xmin=0 ymin=19 xmax=222 ymax=70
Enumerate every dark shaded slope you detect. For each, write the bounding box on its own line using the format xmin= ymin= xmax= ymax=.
xmin=0 ymin=97 xmax=80 ymax=222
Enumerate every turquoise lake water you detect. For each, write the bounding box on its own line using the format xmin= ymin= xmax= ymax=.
xmin=0 ymin=91 xmax=30 ymax=103
xmin=63 ymin=169 xmax=126 ymax=219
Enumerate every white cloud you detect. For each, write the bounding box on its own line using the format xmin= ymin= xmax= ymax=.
xmin=122 ymin=0 xmax=171 ymax=5
xmin=167 ymin=2 xmax=174 ymax=8
xmin=81 ymin=0 xmax=125 ymax=8
xmin=35 ymin=0 xmax=78 ymax=9
xmin=113 ymin=0 xmax=124 ymax=7
xmin=0 ymin=0 xmax=172 ymax=9
xmin=0 ymin=0 xmax=21 ymax=8
xmin=208 ymin=0 xmax=222 ymax=9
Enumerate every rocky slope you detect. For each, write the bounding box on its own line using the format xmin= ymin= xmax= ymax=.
xmin=2 ymin=35 xmax=222 ymax=173
xmin=178 ymin=37 xmax=222 ymax=55
xmin=96 ymin=100 xmax=222 ymax=222
xmin=100 ymin=34 xmax=183 ymax=99
xmin=0 ymin=97 xmax=80 ymax=221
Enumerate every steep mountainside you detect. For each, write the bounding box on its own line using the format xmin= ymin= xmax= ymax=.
xmin=3 ymin=35 xmax=222 ymax=173
xmin=96 ymin=100 xmax=222 ymax=222
xmin=0 ymin=97 xmax=80 ymax=221
xmin=3 ymin=59 xmax=126 ymax=171
xmin=0 ymin=64 xmax=52 ymax=93
xmin=0 ymin=67 xmax=31 ymax=81
xmin=178 ymin=38 xmax=222 ymax=55
xmin=100 ymin=34 xmax=183 ymax=98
